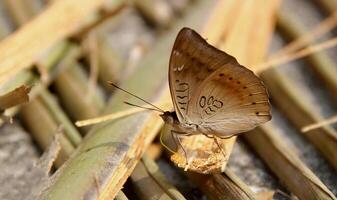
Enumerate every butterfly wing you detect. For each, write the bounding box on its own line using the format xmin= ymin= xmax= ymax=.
xmin=169 ymin=28 xmax=235 ymax=123
xmin=169 ymin=27 xmax=271 ymax=137
xmin=189 ymin=61 xmax=271 ymax=136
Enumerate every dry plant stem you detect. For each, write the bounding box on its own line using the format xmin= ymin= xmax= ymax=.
xmin=114 ymin=191 xmax=128 ymax=200
xmin=146 ymin=143 xmax=163 ymax=160
xmin=302 ymin=115 xmax=337 ymax=132
xmin=40 ymin=1 xmax=216 ymax=199
xmin=188 ymin=170 xmax=256 ymax=200
xmin=133 ymin=0 xmax=174 ymax=27
xmin=171 ymin=0 xmax=280 ymax=173
xmin=0 ymin=85 xmax=31 ymax=110
xmin=75 ymin=101 xmax=171 ymax=127
xmin=3 ymin=0 xmax=42 ymax=26
xmin=317 ymin=0 xmax=337 ymax=14
xmin=272 ymin=11 xmax=337 ymax=57
xmin=0 ymin=0 xmax=124 ymax=85
xmin=96 ymin=32 xmax=124 ymax=91
xmin=261 ymin=69 xmax=337 ymax=170
xmin=20 ymin=96 xmax=75 ymax=166
xmin=255 ymin=35 xmax=337 ymax=74
xmin=54 ymin=46 xmax=105 ymax=129
xmin=244 ymin=125 xmax=336 ymax=200
xmin=131 ymin=154 xmax=186 ymax=200
xmin=39 ymin=89 xmax=82 ymax=146
xmin=276 ymin=9 xmax=337 ymax=102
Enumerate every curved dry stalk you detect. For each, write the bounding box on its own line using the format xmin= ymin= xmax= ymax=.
xmin=75 ymin=101 xmax=171 ymax=127
xmin=271 ymin=11 xmax=337 ymax=58
xmin=255 ymin=36 xmax=337 ymax=73
xmin=302 ymin=115 xmax=337 ymax=132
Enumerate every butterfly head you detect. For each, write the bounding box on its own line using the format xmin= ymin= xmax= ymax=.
xmin=160 ymin=111 xmax=178 ymax=124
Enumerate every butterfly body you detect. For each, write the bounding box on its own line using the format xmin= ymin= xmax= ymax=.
xmin=166 ymin=27 xmax=272 ymax=138
xmin=160 ymin=111 xmax=199 ymax=135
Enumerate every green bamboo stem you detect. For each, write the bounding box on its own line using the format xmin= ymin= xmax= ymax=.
xmin=244 ymin=125 xmax=336 ymax=200
xmin=39 ymin=88 xmax=82 ymax=146
xmin=134 ymin=154 xmax=186 ymax=200
xmin=188 ymin=170 xmax=257 ymax=200
xmin=96 ymin=32 xmax=125 ymax=90
xmin=261 ymin=68 xmax=337 ymax=170
xmin=20 ymin=95 xmax=75 ymax=166
xmin=40 ymin=1 xmax=217 ymax=199
xmin=277 ymin=11 xmax=337 ymax=102
xmin=131 ymin=154 xmax=186 ymax=200
xmin=53 ymin=50 xmax=105 ymax=123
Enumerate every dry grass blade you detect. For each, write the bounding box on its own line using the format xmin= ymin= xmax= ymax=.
xmin=0 ymin=0 xmax=124 ymax=85
xmin=245 ymin=125 xmax=336 ymax=200
xmin=75 ymin=101 xmax=171 ymax=127
xmin=302 ymin=115 xmax=337 ymax=132
xmin=271 ymin=11 xmax=337 ymax=57
xmin=0 ymin=85 xmax=31 ymax=111
xmin=275 ymin=1 xmax=337 ymax=103
xmin=255 ymin=35 xmax=337 ymax=73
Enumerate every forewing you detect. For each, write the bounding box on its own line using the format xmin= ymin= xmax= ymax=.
xmin=169 ymin=28 xmax=235 ymax=123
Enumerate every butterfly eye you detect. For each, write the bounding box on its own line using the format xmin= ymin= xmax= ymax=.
xmin=255 ymin=112 xmax=259 ymax=115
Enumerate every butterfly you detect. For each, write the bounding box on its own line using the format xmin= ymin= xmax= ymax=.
xmin=109 ymin=27 xmax=271 ymax=158
xmin=160 ymin=27 xmax=271 ymax=143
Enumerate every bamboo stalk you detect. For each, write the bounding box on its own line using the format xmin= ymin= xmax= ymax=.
xmin=115 ymin=191 xmax=129 ymax=200
xmin=20 ymin=96 xmax=75 ymax=166
xmin=96 ymin=32 xmax=124 ymax=90
xmin=53 ymin=46 xmax=105 ymax=125
xmin=316 ymin=0 xmax=337 ymax=14
xmin=276 ymin=11 xmax=337 ymax=102
xmin=0 ymin=0 xmax=124 ymax=85
xmin=188 ymin=170 xmax=257 ymax=200
xmin=261 ymin=68 xmax=337 ymax=170
xmin=131 ymin=154 xmax=186 ymax=200
xmin=133 ymin=0 xmax=174 ymax=27
xmin=39 ymin=88 xmax=82 ymax=146
xmin=244 ymin=125 xmax=336 ymax=200
xmin=40 ymin=1 xmax=217 ymax=199
xmin=0 ymin=85 xmax=31 ymax=111
xmin=3 ymin=0 xmax=42 ymax=27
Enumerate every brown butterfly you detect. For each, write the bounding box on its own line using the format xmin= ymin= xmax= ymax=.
xmin=110 ymin=27 xmax=271 ymax=156
xmin=160 ymin=27 xmax=271 ymax=142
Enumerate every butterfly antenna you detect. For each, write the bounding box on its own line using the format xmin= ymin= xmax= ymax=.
xmin=124 ymin=101 xmax=163 ymax=113
xmin=108 ymin=81 xmax=165 ymax=113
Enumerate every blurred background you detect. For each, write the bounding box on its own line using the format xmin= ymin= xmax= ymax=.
xmin=0 ymin=0 xmax=336 ymax=199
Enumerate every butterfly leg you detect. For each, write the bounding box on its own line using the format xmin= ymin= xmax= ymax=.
xmin=201 ymin=133 xmax=227 ymax=159
xmin=213 ymin=136 xmax=227 ymax=159
xmin=171 ymin=130 xmax=189 ymax=165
